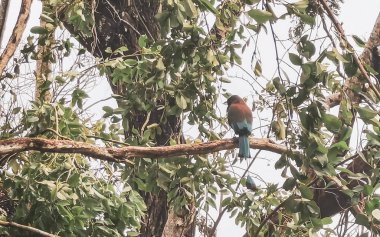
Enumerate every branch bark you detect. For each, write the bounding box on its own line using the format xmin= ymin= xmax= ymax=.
xmin=0 ymin=220 xmax=59 ymax=237
xmin=0 ymin=0 xmax=32 ymax=77
xmin=0 ymin=137 xmax=288 ymax=162
xmin=0 ymin=0 xmax=10 ymax=45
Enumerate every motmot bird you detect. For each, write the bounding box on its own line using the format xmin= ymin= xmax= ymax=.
xmin=227 ymin=95 xmax=253 ymax=158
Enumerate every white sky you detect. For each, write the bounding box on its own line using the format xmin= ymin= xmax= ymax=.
xmin=1 ymin=1 xmax=380 ymax=237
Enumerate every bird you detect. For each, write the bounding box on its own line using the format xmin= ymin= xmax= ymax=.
xmin=227 ymin=95 xmax=253 ymax=158
xmin=246 ymin=175 xmax=258 ymax=191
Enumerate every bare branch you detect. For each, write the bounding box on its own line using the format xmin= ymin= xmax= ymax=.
xmin=0 ymin=0 xmax=32 ymax=77
xmin=0 ymin=220 xmax=59 ymax=237
xmin=0 ymin=137 xmax=289 ymax=162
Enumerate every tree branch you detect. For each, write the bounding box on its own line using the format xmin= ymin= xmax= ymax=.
xmin=312 ymin=3 xmax=380 ymax=221
xmin=0 ymin=0 xmax=10 ymax=44
xmin=0 ymin=0 xmax=32 ymax=77
xmin=0 ymin=220 xmax=59 ymax=237
xmin=318 ymin=0 xmax=380 ymax=100
xmin=0 ymin=137 xmax=289 ymax=162
xmin=322 ymin=11 xmax=380 ymax=109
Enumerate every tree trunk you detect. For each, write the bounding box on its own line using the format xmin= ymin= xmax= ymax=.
xmin=60 ymin=1 xmax=195 ymax=236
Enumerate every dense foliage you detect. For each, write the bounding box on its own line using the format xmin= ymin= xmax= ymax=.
xmin=1 ymin=0 xmax=380 ymax=236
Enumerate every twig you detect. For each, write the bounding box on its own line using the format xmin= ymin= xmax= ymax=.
xmin=86 ymin=135 xmax=130 ymax=146
xmin=252 ymin=200 xmax=286 ymax=237
xmin=0 ymin=220 xmax=59 ymax=237
xmin=42 ymin=128 xmax=71 ymax=140
xmin=320 ymin=13 xmax=346 ymax=79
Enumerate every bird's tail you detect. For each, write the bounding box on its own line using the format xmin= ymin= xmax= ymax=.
xmin=238 ymin=135 xmax=251 ymax=158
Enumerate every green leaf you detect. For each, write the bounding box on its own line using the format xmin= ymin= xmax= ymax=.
xmin=283 ymin=177 xmax=296 ymax=191
xmin=283 ymin=195 xmax=300 ymax=212
xmin=68 ymin=173 xmax=80 ymax=186
xmin=289 ymin=164 xmax=300 ymax=179
xmin=254 ymin=61 xmax=262 ymax=76
xmin=138 ymin=35 xmax=148 ymax=48
xmin=176 ymin=95 xmax=187 ymax=109
xmin=357 ymin=106 xmax=377 ymax=120
xmin=299 ymin=184 xmax=313 ymax=199
xmin=298 ymin=13 xmax=315 ymax=25
xmin=364 ymin=64 xmax=379 ymax=75
xmin=221 ymin=197 xmax=232 ymax=207
xmin=322 ymin=114 xmax=341 ymax=133
xmin=273 ymin=77 xmax=286 ymax=96
xmin=355 ymin=213 xmax=370 ymax=227
xmin=198 ymin=0 xmax=218 ymax=14
xmin=332 ymin=48 xmax=349 ymax=63
xmin=12 ymin=107 xmax=22 ymax=114
xmin=339 ymin=99 xmax=353 ymax=125
xmin=275 ymin=155 xmax=287 ymax=169
xmin=364 ymin=184 xmax=374 ymax=196
xmin=127 ymin=231 xmax=140 ymax=236
xmin=220 ymin=77 xmax=231 ymax=83
xmin=247 ymin=9 xmax=273 ymax=24
xmin=27 ymin=116 xmax=39 ymax=123
xmin=244 ymin=0 xmax=261 ymax=4
xmin=30 ymin=26 xmax=48 ymax=34
xmin=330 ymin=141 xmax=349 ymax=151
xmin=114 ymin=46 xmax=129 ymax=54
xmin=292 ymin=0 xmax=308 ymax=11
xmin=296 ymin=36 xmax=316 ymax=59
xmin=155 ymin=58 xmax=166 ymax=71
xmin=352 ymin=35 xmax=366 ymax=48
xmin=183 ymin=0 xmax=198 ymax=18
xmin=315 ymin=62 xmax=327 ymax=75
xmin=321 ymin=217 xmax=333 ymax=225
xmin=289 ymin=53 xmax=302 ymax=66
xmin=102 ymin=106 xmax=114 ymax=113
xmin=40 ymin=13 xmax=55 ymax=23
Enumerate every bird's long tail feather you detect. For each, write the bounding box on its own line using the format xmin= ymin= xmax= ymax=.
xmin=238 ymin=135 xmax=251 ymax=158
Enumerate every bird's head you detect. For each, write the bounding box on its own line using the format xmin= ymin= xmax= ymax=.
xmin=226 ymin=95 xmax=244 ymax=107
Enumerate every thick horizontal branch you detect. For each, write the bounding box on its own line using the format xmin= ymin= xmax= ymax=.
xmin=0 ymin=137 xmax=288 ymax=162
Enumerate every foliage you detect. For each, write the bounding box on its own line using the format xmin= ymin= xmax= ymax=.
xmin=0 ymin=0 xmax=380 ymax=236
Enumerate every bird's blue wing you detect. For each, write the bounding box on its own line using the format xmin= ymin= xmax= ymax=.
xmin=231 ymin=119 xmax=252 ymax=134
